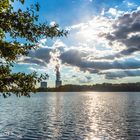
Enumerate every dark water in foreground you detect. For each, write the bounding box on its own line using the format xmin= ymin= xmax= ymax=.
xmin=0 ymin=92 xmax=140 ymax=140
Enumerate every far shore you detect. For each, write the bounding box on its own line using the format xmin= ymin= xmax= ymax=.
xmin=37 ymin=83 xmax=140 ymax=92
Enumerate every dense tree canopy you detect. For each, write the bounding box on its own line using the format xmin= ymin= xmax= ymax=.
xmin=0 ymin=0 xmax=67 ymax=97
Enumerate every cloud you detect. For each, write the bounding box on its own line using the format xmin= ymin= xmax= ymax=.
xmin=60 ymin=49 xmax=88 ymax=66
xmin=19 ymin=39 xmax=66 ymax=67
xmin=28 ymin=66 xmax=47 ymax=73
xmin=78 ymin=76 xmax=93 ymax=83
xmin=102 ymin=69 xmax=140 ymax=79
xmin=29 ymin=48 xmax=51 ymax=63
xmin=60 ymin=49 xmax=140 ymax=73
xmin=18 ymin=47 xmax=51 ymax=67
xmin=17 ymin=7 xmax=140 ymax=81
xmin=22 ymin=58 xmax=47 ymax=66
xmin=68 ymin=16 xmax=113 ymax=46
xmin=39 ymin=38 xmax=47 ymax=45
xmin=50 ymin=21 xmax=56 ymax=27
xmin=123 ymin=0 xmax=137 ymax=8
xmin=108 ymin=8 xmax=118 ymax=16
xmin=105 ymin=9 xmax=140 ymax=57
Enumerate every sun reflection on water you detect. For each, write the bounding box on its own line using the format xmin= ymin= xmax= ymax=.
xmin=0 ymin=92 xmax=140 ymax=139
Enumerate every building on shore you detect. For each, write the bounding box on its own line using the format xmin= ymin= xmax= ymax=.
xmin=40 ymin=82 xmax=47 ymax=88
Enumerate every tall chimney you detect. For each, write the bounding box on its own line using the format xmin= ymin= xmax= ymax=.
xmin=55 ymin=65 xmax=62 ymax=88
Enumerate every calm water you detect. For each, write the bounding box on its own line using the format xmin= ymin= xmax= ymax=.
xmin=0 ymin=92 xmax=140 ymax=140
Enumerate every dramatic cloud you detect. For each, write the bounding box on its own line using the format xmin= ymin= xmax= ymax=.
xmin=60 ymin=49 xmax=140 ymax=73
xmin=23 ymin=58 xmax=47 ymax=66
xmin=105 ymin=9 xmax=140 ymax=57
xmin=17 ymin=7 xmax=140 ymax=81
xmin=102 ymin=69 xmax=140 ymax=79
xmin=19 ymin=39 xmax=66 ymax=66
xmin=60 ymin=49 xmax=88 ymax=66
xmin=18 ymin=48 xmax=51 ymax=66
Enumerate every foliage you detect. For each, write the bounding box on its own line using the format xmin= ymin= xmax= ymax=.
xmin=0 ymin=0 xmax=67 ymax=97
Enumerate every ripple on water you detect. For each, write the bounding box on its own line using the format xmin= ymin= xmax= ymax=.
xmin=0 ymin=92 xmax=140 ymax=139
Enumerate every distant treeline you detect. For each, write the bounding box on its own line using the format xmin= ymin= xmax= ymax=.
xmin=37 ymin=83 xmax=140 ymax=92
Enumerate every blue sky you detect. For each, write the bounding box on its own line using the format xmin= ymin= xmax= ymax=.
xmin=12 ymin=0 xmax=140 ymax=87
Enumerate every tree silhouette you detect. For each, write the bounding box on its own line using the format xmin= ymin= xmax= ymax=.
xmin=0 ymin=0 xmax=67 ymax=97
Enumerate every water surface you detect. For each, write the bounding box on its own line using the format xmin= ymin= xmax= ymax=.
xmin=0 ymin=92 xmax=140 ymax=140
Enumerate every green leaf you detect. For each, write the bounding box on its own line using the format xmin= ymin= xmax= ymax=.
xmin=0 ymin=0 xmax=68 ymax=97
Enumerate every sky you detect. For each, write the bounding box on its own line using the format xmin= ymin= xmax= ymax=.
xmin=12 ymin=0 xmax=140 ymax=87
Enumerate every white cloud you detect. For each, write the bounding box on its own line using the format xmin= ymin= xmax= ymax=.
xmin=66 ymin=15 xmax=123 ymax=59
xmin=101 ymin=8 xmax=105 ymax=16
xmin=107 ymin=8 xmax=124 ymax=17
xmin=137 ymin=6 xmax=140 ymax=11
xmin=52 ymin=39 xmax=66 ymax=49
xmin=17 ymin=7 xmax=140 ymax=83
xmin=28 ymin=66 xmax=48 ymax=73
xmin=123 ymin=0 xmax=137 ymax=8
xmin=70 ymin=16 xmax=113 ymax=44
xmin=108 ymin=8 xmax=117 ymax=16
xmin=50 ymin=21 xmax=56 ymax=27
xmin=39 ymin=38 xmax=47 ymax=45
xmin=127 ymin=2 xmax=134 ymax=7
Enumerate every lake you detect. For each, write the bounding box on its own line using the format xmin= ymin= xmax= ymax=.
xmin=0 ymin=92 xmax=140 ymax=140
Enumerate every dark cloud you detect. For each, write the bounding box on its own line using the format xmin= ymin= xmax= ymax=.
xmin=85 ymin=76 xmax=92 ymax=80
xmin=106 ymin=9 xmax=140 ymax=56
xmin=102 ymin=69 xmax=140 ymax=79
xmin=72 ymin=75 xmax=77 ymax=78
xmin=29 ymin=48 xmax=51 ymax=63
xmin=23 ymin=58 xmax=47 ymax=66
xmin=100 ymin=48 xmax=139 ymax=60
xmin=60 ymin=49 xmax=88 ymax=66
xmin=60 ymin=49 xmax=140 ymax=73
xmin=20 ymin=43 xmax=66 ymax=66
xmin=20 ymin=48 xmax=52 ymax=66
xmin=18 ymin=45 xmax=140 ymax=80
